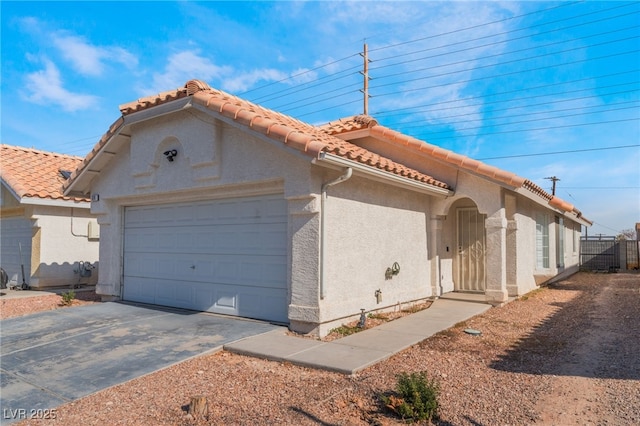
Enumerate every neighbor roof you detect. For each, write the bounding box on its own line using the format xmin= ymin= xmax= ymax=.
xmin=1 ymin=144 xmax=89 ymax=203
xmin=63 ymin=80 xmax=450 ymax=194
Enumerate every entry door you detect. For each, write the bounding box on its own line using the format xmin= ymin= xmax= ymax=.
xmin=456 ymin=207 xmax=486 ymax=292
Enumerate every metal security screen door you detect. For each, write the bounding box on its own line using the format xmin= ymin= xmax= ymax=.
xmin=456 ymin=207 xmax=487 ymax=292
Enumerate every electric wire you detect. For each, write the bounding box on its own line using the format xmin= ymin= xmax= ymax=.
xmin=476 ymin=144 xmax=640 ymax=160
xmin=404 ymin=104 xmax=639 ymax=135
xmin=44 ymin=3 xmax=640 ymax=164
xmin=366 ymin=1 xmax=586 ymax=53
xmin=369 ymin=49 xmax=638 ymax=95
xmin=372 ymin=70 xmax=639 ymax=117
xmin=414 ymin=118 xmax=639 ymax=142
xmin=390 ymin=99 xmax=640 ymax=126
xmin=237 ymin=2 xmax=638 ymax=111
xmin=370 ymin=10 xmax=639 ymax=72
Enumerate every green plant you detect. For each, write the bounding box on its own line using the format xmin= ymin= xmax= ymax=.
xmin=328 ymin=324 xmax=362 ymax=337
xmin=60 ymin=289 xmax=75 ymax=306
xmin=381 ymin=371 xmax=440 ymax=423
xmin=367 ymin=313 xmax=389 ymax=321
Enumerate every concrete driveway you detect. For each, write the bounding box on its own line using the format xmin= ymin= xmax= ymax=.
xmin=0 ymin=302 xmax=279 ymax=425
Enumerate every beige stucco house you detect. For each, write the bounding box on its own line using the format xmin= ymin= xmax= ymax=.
xmin=63 ymin=80 xmax=591 ymax=336
xmin=1 ymin=145 xmax=99 ymax=289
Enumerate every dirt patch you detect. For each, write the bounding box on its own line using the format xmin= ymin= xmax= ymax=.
xmin=287 ymin=301 xmax=435 ymax=342
xmin=0 ymin=290 xmax=101 ymax=319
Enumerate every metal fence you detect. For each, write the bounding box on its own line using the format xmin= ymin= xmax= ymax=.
xmin=580 ymin=237 xmax=640 ymax=271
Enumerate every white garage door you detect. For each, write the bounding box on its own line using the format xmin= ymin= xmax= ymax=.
xmin=123 ymin=194 xmax=288 ymax=323
xmin=0 ymin=217 xmax=32 ymax=285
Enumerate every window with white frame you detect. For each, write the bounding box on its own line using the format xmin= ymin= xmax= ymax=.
xmin=536 ymin=213 xmax=550 ymax=269
xmin=556 ymin=216 xmax=565 ymax=268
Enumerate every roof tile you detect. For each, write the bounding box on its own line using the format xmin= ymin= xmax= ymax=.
xmin=65 ymin=80 xmax=451 ymax=193
xmin=322 ymin=116 xmax=590 ymax=223
xmin=1 ymin=145 xmax=88 ymax=202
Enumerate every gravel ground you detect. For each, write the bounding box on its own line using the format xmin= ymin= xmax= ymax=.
xmin=4 ymin=271 xmax=639 ymax=425
xmin=0 ymin=289 xmax=101 ymax=319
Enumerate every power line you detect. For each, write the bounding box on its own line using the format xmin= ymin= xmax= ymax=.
xmin=366 ymin=1 xmax=586 ymax=53
xmin=235 ymin=2 xmax=639 ymax=116
xmin=408 ymin=104 xmax=639 ymax=135
xmin=370 ymin=16 xmax=638 ymax=75
xmin=238 ymin=53 xmax=360 ymax=98
xmin=370 ymin=49 xmax=638 ymax=95
xmin=372 ymin=70 xmax=639 ymax=117
xmin=415 ymin=118 xmax=639 ymax=141
xmin=394 ymin=99 xmax=640 ymax=127
xmin=561 ymin=187 xmax=640 ymax=189
xmin=476 ymin=144 xmax=640 ymax=160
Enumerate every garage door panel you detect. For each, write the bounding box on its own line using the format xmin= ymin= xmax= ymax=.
xmin=124 ymin=252 xmax=286 ymax=287
xmin=123 ymin=277 xmax=288 ymax=323
xmin=125 ymin=223 xmax=286 ymax=256
xmin=127 ymin=199 xmax=287 ymax=228
xmin=1 ymin=218 xmax=33 ymax=284
xmin=123 ymin=195 xmax=288 ymax=323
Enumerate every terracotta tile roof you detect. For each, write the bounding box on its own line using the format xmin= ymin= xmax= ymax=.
xmin=1 ymin=144 xmax=88 ymax=202
xmin=61 ymin=79 xmax=590 ymax=224
xmin=321 ymin=116 xmax=590 ymax=223
xmin=64 ymin=80 xmax=450 ymax=193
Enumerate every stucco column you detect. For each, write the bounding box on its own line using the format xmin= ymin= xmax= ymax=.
xmin=506 ymin=219 xmax=518 ymax=296
xmin=429 ymin=215 xmax=445 ymax=297
xmin=95 ymin=218 xmax=120 ymax=300
xmin=286 ymin=195 xmax=321 ymax=330
xmin=484 ymin=211 xmax=509 ymax=305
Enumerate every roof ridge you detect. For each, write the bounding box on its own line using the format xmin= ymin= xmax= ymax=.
xmin=1 ymin=143 xmax=84 ymax=160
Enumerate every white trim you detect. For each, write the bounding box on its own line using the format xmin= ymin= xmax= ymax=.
xmin=313 ymin=152 xmax=453 ymax=197
xmin=20 ymin=197 xmax=91 ymax=209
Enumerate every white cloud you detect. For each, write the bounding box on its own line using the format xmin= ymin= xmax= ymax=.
xmin=142 ymin=50 xmax=231 ymax=94
xmin=222 ymin=68 xmax=289 ymax=93
xmin=143 ymin=50 xmax=313 ymax=94
xmin=52 ymin=34 xmax=138 ymax=76
xmin=24 ymin=59 xmax=98 ymax=112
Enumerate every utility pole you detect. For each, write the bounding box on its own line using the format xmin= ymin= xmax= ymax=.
xmin=360 ymin=43 xmax=371 ymax=115
xmin=544 ymin=176 xmax=560 ymax=196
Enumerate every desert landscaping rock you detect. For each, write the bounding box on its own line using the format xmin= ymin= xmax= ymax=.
xmin=5 ymin=271 xmax=639 ymax=425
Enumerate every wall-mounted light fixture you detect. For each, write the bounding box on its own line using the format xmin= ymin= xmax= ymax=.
xmin=163 ymin=149 xmax=178 ymax=162
xmin=385 ymin=262 xmax=401 ymax=280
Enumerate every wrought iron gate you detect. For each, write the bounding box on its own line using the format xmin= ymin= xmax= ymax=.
xmin=456 ymin=208 xmax=486 ymax=292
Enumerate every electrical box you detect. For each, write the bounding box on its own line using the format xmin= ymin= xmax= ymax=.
xmin=88 ymin=220 xmax=100 ymax=240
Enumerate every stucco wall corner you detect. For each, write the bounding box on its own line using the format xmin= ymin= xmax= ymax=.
xmin=485 ymin=289 xmax=508 ymax=306
xmin=95 ymin=283 xmax=120 ymax=298
xmin=288 ymin=304 xmax=320 ymax=323
xmin=485 ymin=215 xmax=508 ymax=229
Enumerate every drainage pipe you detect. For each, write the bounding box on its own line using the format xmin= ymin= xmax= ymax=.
xmin=319 ymin=167 xmax=352 ymax=300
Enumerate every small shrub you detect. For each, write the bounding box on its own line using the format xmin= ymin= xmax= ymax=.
xmin=401 ymin=302 xmax=431 ymax=314
xmin=328 ymin=324 xmax=361 ymax=337
xmin=368 ymin=313 xmax=389 ymax=321
xmin=60 ymin=289 xmax=75 ymax=306
xmin=381 ymin=371 xmax=440 ymax=423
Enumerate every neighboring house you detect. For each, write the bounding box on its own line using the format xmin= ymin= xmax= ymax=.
xmin=1 ymin=145 xmax=99 ymax=288
xmin=63 ymin=80 xmax=591 ymax=336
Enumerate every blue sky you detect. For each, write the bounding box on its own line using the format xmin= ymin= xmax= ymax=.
xmin=1 ymin=1 xmax=639 ymax=237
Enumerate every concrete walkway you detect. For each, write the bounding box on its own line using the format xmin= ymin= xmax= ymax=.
xmin=225 ymin=297 xmax=491 ymax=375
